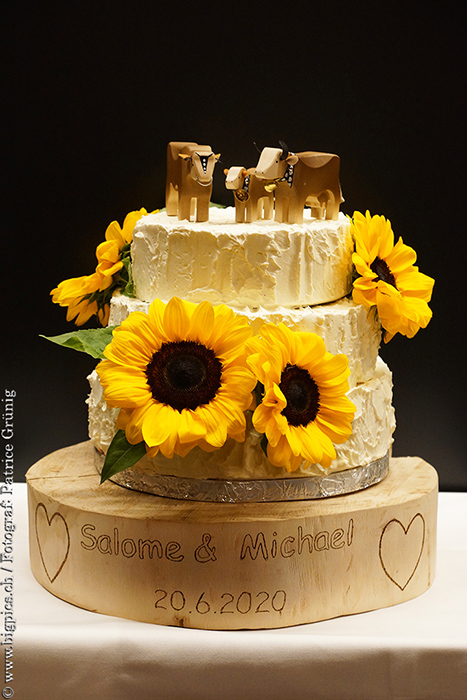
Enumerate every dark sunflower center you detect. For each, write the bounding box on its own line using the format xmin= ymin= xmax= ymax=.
xmin=145 ymin=340 xmax=223 ymax=412
xmin=279 ymin=364 xmax=320 ymax=427
xmin=370 ymin=257 xmax=397 ymax=288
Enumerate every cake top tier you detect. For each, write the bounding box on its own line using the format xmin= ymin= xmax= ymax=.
xmin=131 ymin=207 xmax=353 ymax=309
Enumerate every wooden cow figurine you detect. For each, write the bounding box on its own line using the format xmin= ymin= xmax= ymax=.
xmin=254 ymin=142 xmax=344 ymax=224
xmin=166 ymin=142 xmax=220 ymax=222
xmin=224 ymin=166 xmax=274 ymax=223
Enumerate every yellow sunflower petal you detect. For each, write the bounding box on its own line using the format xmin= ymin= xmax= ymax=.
xmin=196 ymin=404 xmax=228 ymax=448
xmin=190 ymin=301 xmax=215 ymax=344
xmin=51 ymin=275 xmax=94 ymax=303
xmin=264 ymin=419 xmax=283 ymax=447
xmin=294 ymin=423 xmax=324 ymax=464
xmin=396 ymin=269 xmax=434 ymax=301
xmin=96 ymin=240 xmax=120 ymax=265
xmin=318 ymin=394 xmax=356 ymax=416
xmin=123 ymin=403 xmax=153 ymax=444
xmin=158 ymin=413 xmax=182 ymax=458
xmin=112 ymin=311 xmax=165 ymax=355
xmin=352 ymin=251 xmax=371 ymax=277
xmin=208 ymin=308 xmax=253 ymax=358
xmin=121 ymin=208 xmax=148 ymax=243
xmin=104 ymin=332 xmax=152 ymax=368
xmin=385 ymin=237 xmax=417 ymax=273
xmin=293 ymin=332 xmax=326 ymax=368
xmin=178 ymin=410 xmax=207 ymax=444
xmin=116 ymin=407 xmax=133 ymax=431
xmin=97 ymin=361 xmax=150 ymax=406
xmin=210 ymin=394 xmax=249 ymax=430
xmin=376 ymin=286 xmax=432 ymax=340
xmin=352 ymin=285 xmax=377 ymax=308
xmin=262 ymin=348 xmax=284 ymax=384
xmin=284 ymin=425 xmax=305 ymax=457
xmin=147 ymin=298 xmax=171 ymax=345
xmin=267 ymin=434 xmax=293 ymax=468
xmin=66 ymin=298 xmax=97 ymax=326
xmin=141 ymin=403 xmax=178 ymax=448
xmin=163 ymin=296 xmax=191 ymax=341
xmin=104 ymin=209 xmax=148 ymax=247
xmin=307 ymin=353 xmax=349 ymax=386
xmin=376 ymin=216 xmax=395 ymax=259
xmin=251 ymin=402 xmax=272 ymax=434
xmin=260 ymin=323 xmax=296 ymax=365
xmin=314 ymin=411 xmax=354 ymax=444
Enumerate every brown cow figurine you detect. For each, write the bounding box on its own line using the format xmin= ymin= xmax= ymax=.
xmin=254 ymin=142 xmax=344 ymax=224
xmin=166 ymin=142 xmax=220 ymax=222
xmin=224 ymin=166 xmax=274 ymax=223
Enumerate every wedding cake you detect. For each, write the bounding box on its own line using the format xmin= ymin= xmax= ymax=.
xmin=28 ymin=141 xmax=437 ymax=630
xmin=87 ymin=208 xmax=394 ymax=492
xmin=50 ymin=141 xmax=433 ymax=502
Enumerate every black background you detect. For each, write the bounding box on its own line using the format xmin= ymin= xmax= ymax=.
xmin=2 ymin=4 xmax=466 ymax=488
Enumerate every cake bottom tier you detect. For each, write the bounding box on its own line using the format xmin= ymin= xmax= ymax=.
xmin=87 ymin=357 xmax=395 ymax=481
xmin=27 ymin=441 xmax=437 ymax=630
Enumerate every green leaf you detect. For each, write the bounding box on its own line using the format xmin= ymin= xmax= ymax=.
xmin=40 ymin=326 xmax=118 ymax=359
xmin=253 ymin=381 xmax=265 ymax=407
xmin=100 ymin=430 xmax=147 ymax=483
xmin=260 ymin=433 xmax=269 ymax=459
xmin=119 ymin=248 xmax=135 ymax=298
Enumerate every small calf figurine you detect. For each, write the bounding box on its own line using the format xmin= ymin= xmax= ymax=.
xmin=166 ymin=142 xmax=220 ymax=222
xmin=254 ymin=142 xmax=344 ymax=224
xmin=224 ymin=166 xmax=274 ymax=223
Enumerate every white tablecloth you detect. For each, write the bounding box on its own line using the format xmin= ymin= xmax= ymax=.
xmin=8 ymin=485 xmax=467 ymax=699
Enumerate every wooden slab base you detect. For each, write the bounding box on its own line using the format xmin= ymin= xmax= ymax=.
xmin=26 ymin=441 xmax=438 ymax=630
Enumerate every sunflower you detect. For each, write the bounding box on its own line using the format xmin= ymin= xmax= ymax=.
xmin=51 ymin=208 xmax=149 ymax=326
xmin=247 ymin=323 xmax=355 ymax=472
xmin=51 ymin=272 xmax=106 ymax=325
xmin=96 ymin=297 xmax=256 ymax=459
xmin=351 ymin=211 xmax=434 ymax=342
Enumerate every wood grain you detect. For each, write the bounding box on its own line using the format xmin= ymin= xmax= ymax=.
xmin=27 ymin=441 xmax=438 ymax=629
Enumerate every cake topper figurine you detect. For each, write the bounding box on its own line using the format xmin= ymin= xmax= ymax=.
xmin=253 ymin=141 xmax=344 ymax=224
xmin=166 ymin=142 xmax=220 ymax=222
xmin=224 ymin=165 xmax=274 ymax=223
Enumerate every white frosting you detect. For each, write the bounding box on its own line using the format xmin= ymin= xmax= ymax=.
xmin=87 ymin=206 xmax=395 ymax=483
xmin=87 ymin=357 xmax=394 ymax=479
xmin=323 ymin=357 xmax=395 ymax=475
xmin=131 ymin=208 xmax=353 ymax=309
xmin=109 ymin=294 xmax=381 ymax=388
xmin=87 ymin=371 xmax=118 ymax=451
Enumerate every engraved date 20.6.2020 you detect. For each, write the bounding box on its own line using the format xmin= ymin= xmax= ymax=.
xmin=154 ymin=588 xmax=287 ymax=616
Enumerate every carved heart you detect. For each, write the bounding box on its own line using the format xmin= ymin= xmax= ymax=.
xmin=35 ymin=503 xmax=70 ymax=583
xmin=379 ymin=513 xmax=425 ymax=591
